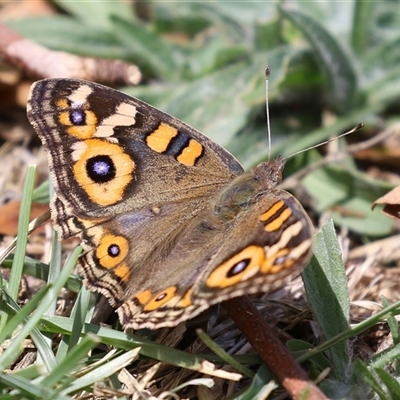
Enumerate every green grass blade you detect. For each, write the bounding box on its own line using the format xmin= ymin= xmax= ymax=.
xmin=1 ymin=256 xmax=83 ymax=293
xmin=298 ymin=300 xmax=400 ymax=365
xmin=1 ymin=165 xmax=36 ymax=327
xmin=56 ymin=287 xmax=95 ymax=361
xmin=59 ymin=348 xmax=140 ymax=395
xmin=0 ymin=373 xmax=72 ymax=400
xmin=39 ymin=316 xmax=241 ymax=380
xmin=352 ymin=359 xmax=388 ymax=400
xmin=0 ymin=247 xmax=82 ymax=372
xmin=375 ymin=367 xmax=400 ymax=398
xmin=0 ymin=285 xmax=50 ymax=344
xmin=197 ymin=329 xmax=253 ymax=377
xmin=41 ymin=333 xmax=101 ymax=388
xmin=44 ymin=231 xmax=61 ymax=319
xmin=32 ymin=180 xmax=50 ymax=203
xmin=368 ymin=341 xmax=400 ymax=369
xmin=287 ymin=340 xmax=330 ymax=372
xmin=231 ymin=364 xmax=277 ymax=400
xmin=381 ymin=296 xmax=400 ymax=346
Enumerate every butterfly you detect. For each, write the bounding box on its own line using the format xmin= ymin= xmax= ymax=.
xmin=27 ymin=78 xmax=313 ymax=329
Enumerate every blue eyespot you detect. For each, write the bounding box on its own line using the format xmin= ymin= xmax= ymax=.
xmin=108 ymin=244 xmax=120 ymax=257
xmin=86 ymin=155 xmax=116 ymax=183
xmin=228 ymin=259 xmax=249 ymax=277
xmin=70 ymin=109 xmax=85 ymax=125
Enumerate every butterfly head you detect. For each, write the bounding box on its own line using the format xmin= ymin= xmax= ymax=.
xmin=253 ymin=158 xmax=286 ymax=191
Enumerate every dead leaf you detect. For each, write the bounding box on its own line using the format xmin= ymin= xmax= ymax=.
xmin=0 ymin=200 xmax=48 ymax=235
xmin=373 ymin=185 xmax=400 ymax=220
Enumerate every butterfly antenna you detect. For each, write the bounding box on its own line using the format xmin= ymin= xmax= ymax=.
xmin=265 ymin=67 xmax=272 ymax=161
xmin=281 ymin=123 xmax=364 ymax=162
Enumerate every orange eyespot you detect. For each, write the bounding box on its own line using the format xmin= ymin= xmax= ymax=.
xmin=143 ymin=287 xmax=178 ymax=311
xmin=206 ymin=246 xmax=265 ymax=288
xmin=96 ymin=233 xmax=129 ymax=269
xmin=73 ymin=139 xmax=135 ymax=206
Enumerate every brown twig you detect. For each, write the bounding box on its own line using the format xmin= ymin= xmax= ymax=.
xmin=0 ymin=22 xmax=141 ymax=86
xmin=223 ymin=296 xmax=329 ymax=400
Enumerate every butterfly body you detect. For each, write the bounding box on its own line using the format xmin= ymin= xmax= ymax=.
xmin=27 ymin=78 xmax=313 ymax=329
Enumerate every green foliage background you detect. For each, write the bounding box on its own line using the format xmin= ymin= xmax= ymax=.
xmin=3 ymin=1 xmax=400 ymax=399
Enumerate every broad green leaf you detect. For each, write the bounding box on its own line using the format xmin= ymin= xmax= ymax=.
xmin=126 ymin=61 xmax=259 ymax=147
xmin=111 ymin=15 xmax=180 ymax=80
xmin=53 ymin=0 xmax=135 ymax=29
xmin=7 ymin=17 xmax=126 ymax=59
xmin=280 ymin=7 xmax=359 ymax=113
xmin=351 ymin=1 xmax=376 ymax=54
xmin=303 ymin=166 xmax=395 ymax=236
xmin=302 ymin=220 xmax=351 ymax=382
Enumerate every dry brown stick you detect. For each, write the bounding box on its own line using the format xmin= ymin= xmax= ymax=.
xmin=0 ymin=22 xmax=141 ymax=86
xmin=224 ymin=296 xmax=329 ymax=400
